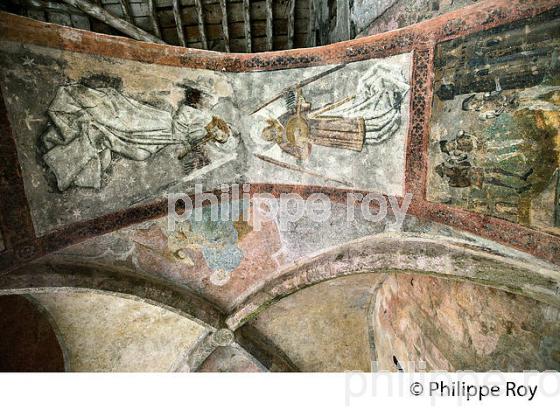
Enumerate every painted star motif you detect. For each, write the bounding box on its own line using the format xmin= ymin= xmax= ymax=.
xmin=22 ymin=56 xmax=35 ymax=67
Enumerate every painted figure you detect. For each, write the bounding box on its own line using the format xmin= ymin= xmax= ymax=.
xmin=260 ymin=61 xmax=409 ymax=159
xmin=41 ymin=83 xmax=233 ymax=191
xmin=436 ymin=94 xmax=560 ymax=227
xmin=319 ymin=62 xmax=409 ymax=144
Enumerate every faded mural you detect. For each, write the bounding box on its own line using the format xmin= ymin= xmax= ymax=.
xmin=41 ymin=83 xmax=235 ymax=191
xmin=234 ymin=53 xmax=411 ymax=191
xmin=427 ymin=9 xmax=560 ymax=235
xmin=0 ymin=40 xmax=411 ymax=235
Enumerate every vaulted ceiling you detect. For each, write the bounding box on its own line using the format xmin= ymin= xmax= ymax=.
xmin=1 ymin=0 xmax=559 ymax=374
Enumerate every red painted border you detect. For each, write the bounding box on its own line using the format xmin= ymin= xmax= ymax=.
xmin=1 ymin=0 xmax=560 ymax=273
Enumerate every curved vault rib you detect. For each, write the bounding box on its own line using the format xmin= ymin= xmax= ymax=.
xmin=0 ymin=262 xmax=224 ymax=329
xmin=0 ymin=263 xmax=297 ymax=372
xmin=226 ymin=233 xmax=560 ymax=330
xmin=26 ymin=290 xmax=208 ymax=372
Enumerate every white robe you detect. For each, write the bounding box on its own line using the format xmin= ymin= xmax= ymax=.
xmin=42 ymin=84 xmax=212 ymax=191
xmin=320 ymin=62 xmax=409 ymax=144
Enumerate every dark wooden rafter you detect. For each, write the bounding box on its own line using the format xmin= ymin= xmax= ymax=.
xmin=172 ymin=0 xmax=186 ymax=46
xmin=287 ymin=0 xmax=296 ymax=49
xmin=59 ymin=0 xmax=164 ymax=43
xmin=307 ymin=0 xmax=317 ymax=47
xmin=22 ymin=0 xmax=82 ymax=15
xmin=219 ymin=0 xmax=230 ymax=52
xmin=147 ymin=0 xmax=161 ymax=37
xmin=40 ymin=4 xmax=73 ymax=27
xmin=91 ymin=0 xmax=102 ymax=29
xmin=118 ymin=0 xmax=133 ymax=23
xmin=242 ymin=0 xmax=251 ymax=52
xmin=18 ymin=1 xmax=312 ymax=52
xmin=194 ymin=0 xmax=207 ymax=49
xmin=21 ymin=0 xmax=45 ymax=21
xmin=265 ymin=0 xmax=273 ymax=51
xmin=338 ymin=0 xmax=351 ymax=41
xmin=86 ymin=0 xmax=101 ymax=33
xmin=346 ymin=0 xmax=352 ymax=39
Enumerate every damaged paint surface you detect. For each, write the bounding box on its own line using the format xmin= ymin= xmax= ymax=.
xmin=427 ymin=9 xmax=560 ymax=235
xmin=0 ymin=41 xmax=410 ymax=236
xmin=0 ymin=1 xmax=559 ymax=373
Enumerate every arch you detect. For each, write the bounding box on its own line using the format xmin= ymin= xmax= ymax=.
xmin=227 ymin=233 xmax=560 ymax=329
xmin=0 ymin=263 xmax=300 ymax=371
xmin=0 ymin=294 xmax=66 ymax=371
xmin=24 ymin=294 xmax=72 ymax=372
xmin=0 ymin=262 xmax=224 ymax=329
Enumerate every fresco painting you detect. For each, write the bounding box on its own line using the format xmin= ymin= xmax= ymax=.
xmin=0 ymin=41 xmax=411 ymax=235
xmin=40 ymin=81 xmax=236 ymax=191
xmin=241 ymin=54 xmax=411 ymax=191
xmin=1 ymin=0 xmax=560 ymax=378
xmin=427 ymin=10 xmax=560 ymax=235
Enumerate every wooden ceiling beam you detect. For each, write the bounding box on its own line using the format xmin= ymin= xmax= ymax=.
xmin=118 ymin=0 xmax=133 ymax=23
xmin=59 ymin=0 xmax=165 ymax=44
xmin=194 ymin=0 xmax=208 ymax=49
xmin=147 ymin=0 xmax=161 ymax=37
xmin=219 ymin=0 xmax=230 ymax=52
xmin=22 ymin=0 xmax=87 ymax=15
xmin=306 ymin=0 xmax=317 ymax=47
xmin=265 ymin=0 xmax=273 ymax=51
xmin=242 ymin=0 xmax=251 ymax=52
xmin=172 ymin=0 xmax=187 ymax=46
xmin=287 ymin=0 xmax=295 ymax=49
